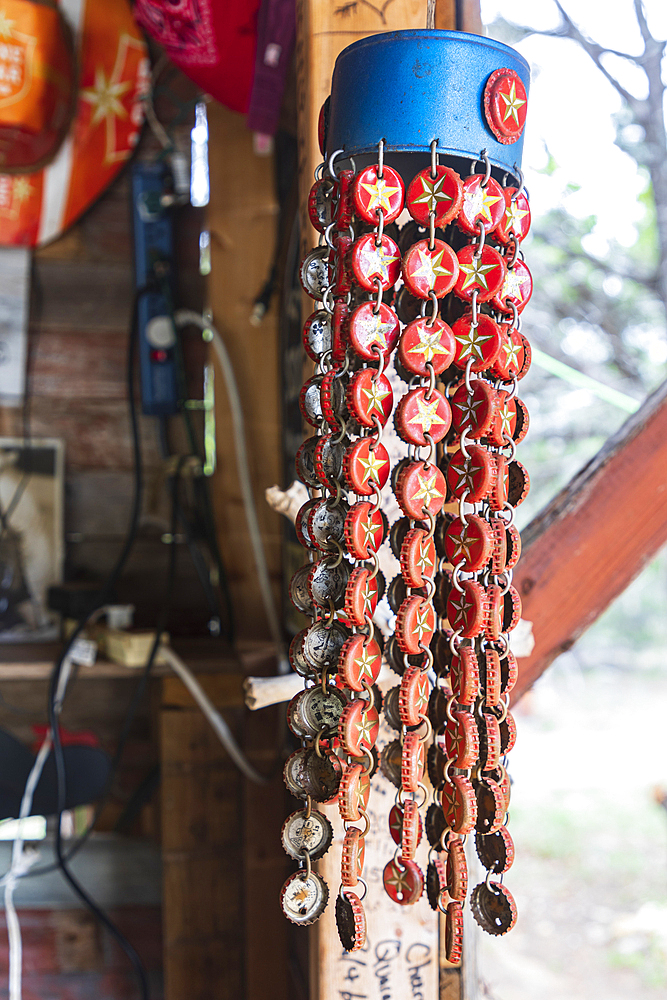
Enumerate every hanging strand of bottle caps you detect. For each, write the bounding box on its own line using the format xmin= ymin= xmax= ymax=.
xmin=279 ymin=31 xmax=532 ymax=966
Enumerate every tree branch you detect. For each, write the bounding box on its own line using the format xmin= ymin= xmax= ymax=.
xmin=633 ymin=0 xmax=652 ymax=45
xmin=548 ymin=1 xmax=647 ymax=118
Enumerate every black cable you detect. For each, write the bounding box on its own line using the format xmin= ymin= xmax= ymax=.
xmin=455 ymin=0 xmax=464 ymax=31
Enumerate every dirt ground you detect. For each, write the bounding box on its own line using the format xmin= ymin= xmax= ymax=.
xmin=475 ymin=655 xmax=667 ymax=1000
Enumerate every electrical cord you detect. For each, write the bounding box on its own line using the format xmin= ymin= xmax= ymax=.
xmin=173 ymin=310 xmax=288 ymax=672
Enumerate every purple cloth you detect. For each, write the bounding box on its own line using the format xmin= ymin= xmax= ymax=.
xmin=246 ymin=0 xmax=296 ymax=135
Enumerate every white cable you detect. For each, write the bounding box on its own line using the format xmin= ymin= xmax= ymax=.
xmin=5 ymin=734 xmax=53 ymax=1000
xmin=173 ymin=310 xmax=288 ymax=673
xmin=160 ymin=646 xmax=269 ymax=784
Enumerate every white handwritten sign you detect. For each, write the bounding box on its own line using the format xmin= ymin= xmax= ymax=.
xmin=315 ymin=707 xmax=439 ymax=1000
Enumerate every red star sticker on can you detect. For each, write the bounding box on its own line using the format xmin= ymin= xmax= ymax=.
xmin=484 ymin=67 xmax=528 ymax=144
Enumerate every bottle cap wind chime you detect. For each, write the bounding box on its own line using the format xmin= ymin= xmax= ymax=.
xmin=281 ymin=29 xmax=531 ymax=963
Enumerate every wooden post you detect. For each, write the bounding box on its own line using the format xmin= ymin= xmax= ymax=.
xmin=207 ymin=104 xmax=282 ymax=640
xmin=513 ymin=377 xmax=667 ymax=699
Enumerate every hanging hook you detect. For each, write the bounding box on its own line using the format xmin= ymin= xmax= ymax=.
xmin=430 ymin=138 xmax=439 ymax=179
xmin=377 ymin=138 xmax=385 ymax=179
xmin=480 ymin=148 xmax=491 ymax=188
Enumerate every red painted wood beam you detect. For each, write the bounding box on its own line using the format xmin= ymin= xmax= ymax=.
xmin=513 ymin=377 xmax=667 ymax=700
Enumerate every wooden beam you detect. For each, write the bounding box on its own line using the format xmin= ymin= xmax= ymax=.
xmin=513 ymin=377 xmax=667 ymax=700
xmin=207 ymin=103 xmax=282 ymax=640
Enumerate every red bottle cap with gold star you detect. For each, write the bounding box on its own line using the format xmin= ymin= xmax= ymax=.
xmin=341 ymin=827 xmax=366 ymax=887
xmin=445 ymin=902 xmax=464 ymax=964
xmin=339 ymin=699 xmax=380 ymax=756
xmin=353 ymin=164 xmax=405 ymax=224
xmin=450 ymin=646 xmax=479 ymax=705
xmin=457 ymin=174 xmax=505 ymax=235
xmin=347 ymin=368 xmax=393 ymax=428
xmin=401 ymin=799 xmax=423 ymax=861
xmin=395 ymin=387 xmax=451 ymax=447
xmin=487 ymin=323 xmax=519 ymax=380
xmin=406 ymin=165 xmax=463 ymax=227
xmin=389 ymin=804 xmax=404 ymax=845
xmin=401 ymin=730 xmax=426 ymax=792
xmin=344 ymin=567 xmax=379 ymax=627
xmin=454 ymin=244 xmax=506 ymax=303
xmin=446 ymin=838 xmax=468 ymax=902
xmin=348 ymin=301 xmax=400 ymax=361
xmin=489 ymin=517 xmax=508 ymax=575
xmin=344 ymin=438 xmax=390 ymax=496
xmin=339 ymin=763 xmax=371 ymax=822
xmin=396 ymin=596 xmax=436 ymax=655
xmin=447 ymin=580 xmax=488 ymax=638
xmin=484 ymin=648 xmax=502 ymax=707
xmin=451 ymin=313 xmax=502 ymax=372
xmin=505 ymin=523 xmax=522 ymax=571
xmin=398 ymin=665 xmax=430 ymax=726
xmin=444 ymin=515 xmax=493 ymax=573
xmin=400 ymin=527 xmax=437 ymax=588
xmin=345 ymin=502 xmax=385 ymax=559
xmin=350 ymin=232 xmax=401 ymax=292
xmin=444 ymin=709 xmax=480 ymax=768
xmin=338 ymin=634 xmax=382 ymax=692
xmin=446 ymin=445 xmax=494 ymax=503
xmin=484 ymin=67 xmax=528 ymax=145
xmin=486 ymin=392 xmax=529 ymax=447
xmin=492 ymin=259 xmax=532 ymax=313
xmin=496 ymin=188 xmax=531 ymax=244
xmin=450 ymin=380 xmax=498 ymax=438
xmin=402 ymin=239 xmax=459 ymax=300
xmin=398 ymin=316 xmax=456 ymax=376
xmin=396 ymin=461 xmax=447 ymax=519
xmin=383 ymin=857 xmax=424 ymax=906
xmin=485 ymin=584 xmax=503 ymax=641
xmin=440 ymin=775 xmax=477 ymax=835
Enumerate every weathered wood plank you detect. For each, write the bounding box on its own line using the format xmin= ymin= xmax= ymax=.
xmin=514 ymin=377 xmax=667 ymax=699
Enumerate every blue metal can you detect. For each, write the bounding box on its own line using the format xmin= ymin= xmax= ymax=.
xmin=326 ymin=30 xmax=530 ymax=179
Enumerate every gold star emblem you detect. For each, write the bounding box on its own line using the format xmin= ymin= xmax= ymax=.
xmin=505 ymin=199 xmax=529 ymax=232
xmin=412 ymin=471 xmax=443 ymax=508
xmin=356 ymin=775 xmax=369 ymax=808
xmin=411 ymin=173 xmax=454 ymax=214
xmin=411 ymin=246 xmax=453 ymax=290
xmin=358 ymin=241 xmax=399 ymax=284
xmin=408 ymin=326 xmax=450 ymax=364
xmin=452 ymin=527 xmax=474 ymax=563
xmin=416 ymin=541 xmax=434 ymax=574
xmin=453 ymin=393 xmax=484 ymax=425
xmin=500 ymin=80 xmax=526 ymax=126
xmin=455 ymin=324 xmax=493 ymax=361
xmin=12 ymin=176 xmax=32 ymax=206
xmin=457 ymin=256 xmax=498 ymax=293
xmin=0 ymin=10 xmax=15 ymax=37
xmin=82 ymin=66 xmax=131 ymax=127
xmin=357 ymin=449 xmax=387 ymax=485
xmin=501 ymin=269 xmax=526 ymax=302
xmin=408 ymin=395 xmax=448 ymax=435
xmin=355 ymin=710 xmax=377 ymax=747
xmin=503 ymin=338 xmax=522 ymax=368
xmin=361 ymin=379 xmax=391 ymax=416
xmin=361 ymin=580 xmax=377 ymax=616
xmin=411 ymin=603 xmax=433 ymax=643
xmin=360 ymin=516 xmax=381 ymax=550
xmin=414 ymin=676 xmax=429 ymax=713
xmin=359 ymin=312 xmax=396 ymax=351
xmin=464 ymin=183 xmax=502 ymax=224
xmin=448 ymin=590 xmax=469 ymax=622
xmin=354 ymin=646 xmax=379 ymax=683
xmin=452 ymin=456 xmax=476 ymax=493
xmin=498 ymin=404 xmax=513 ymax=437
xmin=385 ymin=865 xmax=412 ymax=896
xmin=360 ymin=176 xmax=401 ymax=214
